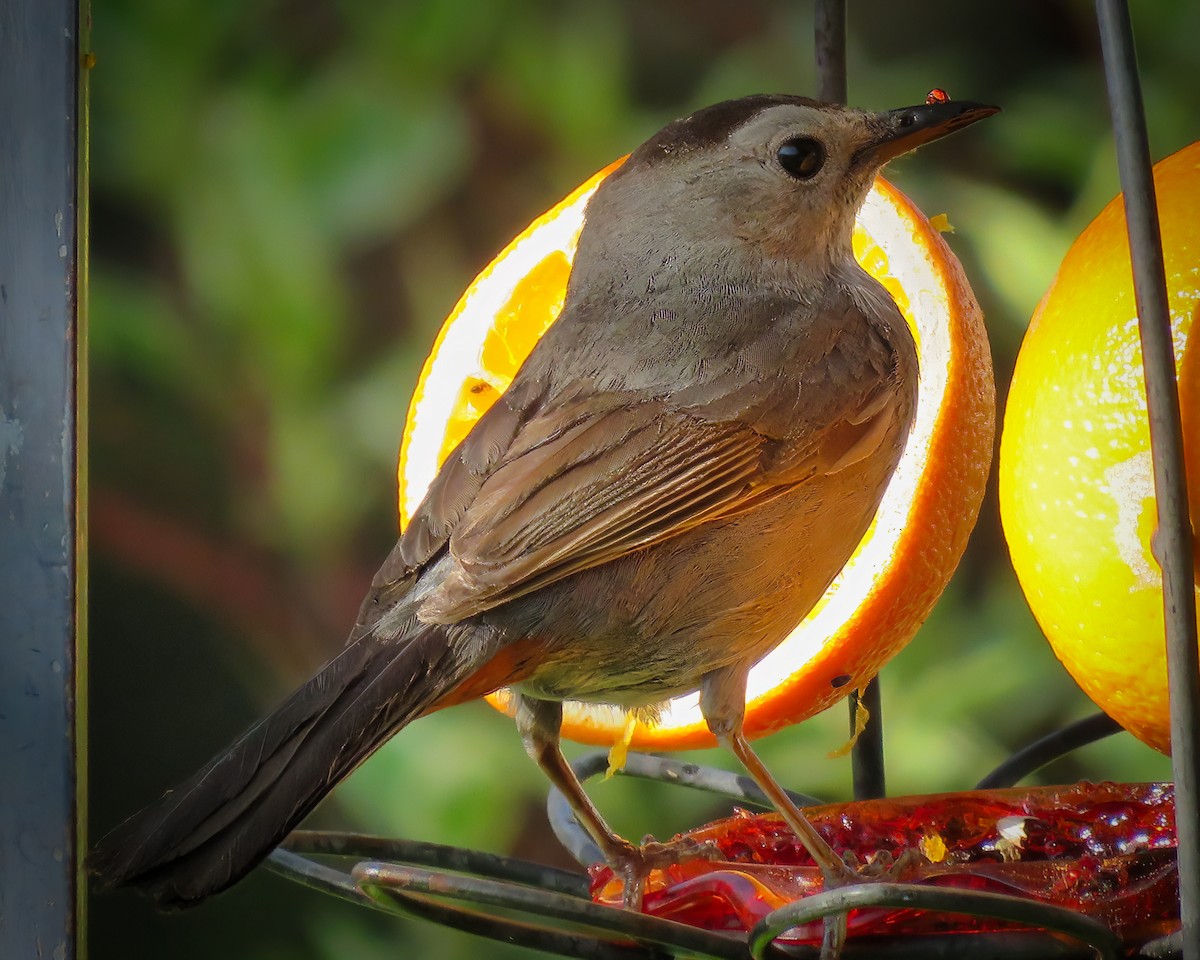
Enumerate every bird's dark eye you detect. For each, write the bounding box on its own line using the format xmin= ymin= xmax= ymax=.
xmin=776 ymin=137 xmax=825 ymax=180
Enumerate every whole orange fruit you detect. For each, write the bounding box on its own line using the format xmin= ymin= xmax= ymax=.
xmin=999 ymin=140 xmax=1200 ymax=755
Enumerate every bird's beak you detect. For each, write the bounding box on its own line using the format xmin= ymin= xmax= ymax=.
xmin=855 ymin=100 xmax=999 ymax=168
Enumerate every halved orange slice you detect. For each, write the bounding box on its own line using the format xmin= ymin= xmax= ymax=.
xmin=398 ymin=159 xmax=994 ymax=750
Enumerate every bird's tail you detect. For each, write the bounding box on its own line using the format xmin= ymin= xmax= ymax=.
xmin=90 ymin=621 xmax=481 ymax=908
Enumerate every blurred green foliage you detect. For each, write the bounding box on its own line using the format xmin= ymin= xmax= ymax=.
xmin=89 ymin=1 xmax=1196 ymax=957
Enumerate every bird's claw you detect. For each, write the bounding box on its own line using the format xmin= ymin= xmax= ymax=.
xmin=813 ymin=846 xmax=927 ymax=958
xmin=841 ymin=844 xmax=923 ymax=880
xmin=607 ymin=835 xmax=722 ymax=910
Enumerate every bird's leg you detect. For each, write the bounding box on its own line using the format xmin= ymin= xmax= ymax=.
xmin=514 ymin=694 xmax=710 ymax=909
xmin=701 ymin=665 xmax=854 ymax=959
xmin=724 ymin=729 xmax=850 ymax=958
xmin=514 ymin=695 xmax=632 ymax=866
xmin=722 ymin=730 xmax=851 ymax=878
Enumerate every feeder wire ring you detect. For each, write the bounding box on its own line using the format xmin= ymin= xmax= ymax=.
xmin=267 ymin=831 xmax=747 ymax=960
xmin=747 ymin=882 xmax=1123 ymax=960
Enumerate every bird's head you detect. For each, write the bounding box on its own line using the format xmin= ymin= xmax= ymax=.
xmin=571 ymin=94 xmax=997 ymax=292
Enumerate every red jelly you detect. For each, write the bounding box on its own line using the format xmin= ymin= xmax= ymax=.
xmin=590 ymin=782 xmax=1178 ymax=947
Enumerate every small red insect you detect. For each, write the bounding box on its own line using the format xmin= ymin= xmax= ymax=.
xmin=926 ymin=87 xmax=950 ymax=104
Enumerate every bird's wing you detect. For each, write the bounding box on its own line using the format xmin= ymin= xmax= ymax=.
xmin=363 ymin=293 xmax=908 ymax=629
xmin=411 ymin=393 xmax=806 ymax=623
xmin=355 ymin=385 xmax=536 ymax=627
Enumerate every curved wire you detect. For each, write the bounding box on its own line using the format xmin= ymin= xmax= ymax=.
xmin=748 ymin=882 xmax=1123 ymax=960
xmin=974 ymin=713 xmax=1123 ymax=789
xmin=355 ymin=861 xmax=748 ymax=960
xmin=282 ymin=830 xmax=589 ymax=897
xmin=266 ymin=830 xmax=747 ymax=960
xmin=267 ymin=847 xmax=373 ymax=906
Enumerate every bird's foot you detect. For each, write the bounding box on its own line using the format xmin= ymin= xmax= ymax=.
xmin=839 ymin=845 xmax=925 ymax=881
xmin=604 ymin=835 xmax=722 ymax=911
xmin=811 ymin=847 xmax=927 ymax=959
xmin=812 ymin=860 xmax=854 ymax=960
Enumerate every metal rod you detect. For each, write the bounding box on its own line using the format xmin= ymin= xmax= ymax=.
xmin=282 ymin=830 xmax=590 ymax=898
xmin=814 ymin=0 xmax=848 ymax=105
xmin=354 ymin=861 xmax=749 ymax=960
xmin=270 ymin=850 xmax=665 ymax=960
xmin=1095 ymin=2 xmax=1200 ymax=956
xmin=814 ymin=0 xmax=890 ymax=804
xmin=850 ymin=680 xmax=886 ymax=799
xmin=749 ymin=882 xmax=1122 ymax=960
xmin=0 ymin=1 xmax=86 ymax=958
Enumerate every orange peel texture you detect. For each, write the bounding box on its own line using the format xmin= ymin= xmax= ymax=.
xmin=1000 ymin=140 xmax=1200 ymax=755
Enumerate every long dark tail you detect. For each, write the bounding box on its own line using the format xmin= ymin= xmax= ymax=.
xmin=90 ymin=621 xmax=479 ymax=908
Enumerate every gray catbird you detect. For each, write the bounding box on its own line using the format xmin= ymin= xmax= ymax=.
xmin=92 ymin=95 xmax=997 ymax=938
